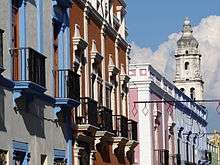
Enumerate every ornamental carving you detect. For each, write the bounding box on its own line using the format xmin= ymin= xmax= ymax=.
xmin=193 ymin=60 xmax=201 ymax=78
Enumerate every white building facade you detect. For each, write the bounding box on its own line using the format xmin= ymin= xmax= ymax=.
xmin=129 ymin=63 xmax=207 ymax=165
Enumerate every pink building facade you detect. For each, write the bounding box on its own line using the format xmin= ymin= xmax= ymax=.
xmin=129 ymin=63 xmax=207 ymax=165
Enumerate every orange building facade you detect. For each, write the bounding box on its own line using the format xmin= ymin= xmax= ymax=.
xmin=70 ymin=0 xmax=138 ymax=164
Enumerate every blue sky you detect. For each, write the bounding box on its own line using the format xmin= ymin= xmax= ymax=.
xmin=127 ymin=0 xmax=220 ymax=51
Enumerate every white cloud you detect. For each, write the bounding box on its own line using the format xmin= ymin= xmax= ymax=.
xmin=130 ymin=16 xmax=220 ymax=131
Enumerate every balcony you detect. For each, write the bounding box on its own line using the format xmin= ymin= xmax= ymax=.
xmin=54 ymin=69 xmax=80 ymax=107
xmin=98 ymin=106 xmax=113 ymax=132
xmin=113 ymin=115 xmax=128 ymax=138
xmin=10 ymin=47 xmax=46 ymax=93
xmin=128 ymin=120 xmax=137 ymax=141
xmin=0 ymin=29 xmax=4 ymax=73
xmin=155 ymin=149 xmax=169 ymax=165
xmin=76 ymin=97 xmax=98 ymax=127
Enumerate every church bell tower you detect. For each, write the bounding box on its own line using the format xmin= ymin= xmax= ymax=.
xmin=174 ymin=17 xmax=204 ymax=100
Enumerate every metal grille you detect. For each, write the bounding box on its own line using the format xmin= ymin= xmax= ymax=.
xmin=98 ymin=106 xmax=113 ymax=132
xmin=77 ymin=97 xmax=98 ymax=126
xmin=10 ymin=47 xmax=46 ymax=87
xmin=113 ymin=115 xmax=128 ymax=138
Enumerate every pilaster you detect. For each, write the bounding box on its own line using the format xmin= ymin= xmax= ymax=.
xmin=84 ymin=4 xmax=90 ymax=97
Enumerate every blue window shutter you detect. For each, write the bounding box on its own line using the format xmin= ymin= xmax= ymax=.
xmin=54 ymin=149 xmax=65 ymax=159
xmin=12 ymin=141 xmax=28 ymax=152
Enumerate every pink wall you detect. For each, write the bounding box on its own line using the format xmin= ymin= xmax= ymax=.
xmin=129 ymin=88 xmax=140 ymax=165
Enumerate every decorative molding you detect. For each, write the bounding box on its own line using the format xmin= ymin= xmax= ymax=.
xmin=72 ymin=24 xmax=88 ymax=70
xmin=73 ymin=24 xmax=88 ymax=51
xmin=91 ymin=40 xmax=103 ymax=64
xmin=153 ymin=103 xmax=162 ymax=129
xmin=120 ymin=64 xmax=130 ymax=84
xmin=109 ymin=54 xmax=119 ymax=77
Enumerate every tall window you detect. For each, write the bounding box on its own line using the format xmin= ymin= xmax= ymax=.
xmin=12 ymin=0 xmax=19 ymax=48
xmin=106 ymin=86 xmax=111 ymax=109
xmin=185 ymin=62 xmax=189 ymax=70
xmin=0 ymin=30 xmax=3 ymax=69
xmin=12 ymin=0 xmax=20 ymax=80
xmin=190 ymin=88 xmax=195 ymax=100
xmin=97 ymin=78 xmax=103 ymax=107
xmin=53 ymin=21 xmax=59 ymax=97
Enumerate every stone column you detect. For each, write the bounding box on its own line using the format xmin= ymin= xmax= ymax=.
xmin=74 ymin=146 xmax=83 ymax=165
xmin=115 ymin=36 xmax=120 ymax=115
xmin=138 ymin=84 xmax=155 ymax=165
xmin=89 ymin=150 xmax=96 ymax=165
xmin=84 ymin=4 xmax=90 ymax=97
xmin=101 ymin=23 xmax=106 ymax=107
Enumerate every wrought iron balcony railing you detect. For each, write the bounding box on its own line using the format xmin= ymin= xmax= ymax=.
xmin=128 ymin=119 xmax=138 ymax=141
xmin=98 ymin=106 xmax=113 ymax=132
xmin=155 ymin=149 xmax=169 ymax=165
xmin=10 ymin=47 xmax=46 ymax=87
xmin=54 ymin=69 xmax=80 ymax=101
xmin=76 ymin=97 xmax=98 ymax=127
xmin=0 ymin=29 xmax=4 ymax=72
xmin=113 ymin=115 xmax=128 ymax=138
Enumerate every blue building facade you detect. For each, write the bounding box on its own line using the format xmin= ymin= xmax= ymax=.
xmin=0 ymin=0 xmax=77 ymax=164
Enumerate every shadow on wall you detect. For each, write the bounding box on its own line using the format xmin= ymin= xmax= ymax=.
xmin=16 ymin=98 xmax=49 ymax=138
xmin=96 ymin=142 xmax=111 ymax=163
xmin=0 ymin=87 xmax=6 ymax=132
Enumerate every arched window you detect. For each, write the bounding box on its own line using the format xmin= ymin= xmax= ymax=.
xmin=185 ymin=62 xmax=189 ymax=70
xmin=180 ymin=88 xmax=185 ymax=93
xmin=190 ymin=88 xmax=195 ymax=100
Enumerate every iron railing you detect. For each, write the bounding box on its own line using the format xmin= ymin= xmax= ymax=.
xmin=10 ymin=47 xmax=46 ymax=87
xmin=155 ymin=149 xmax=169 ymax=165
xmin=54 ymin=69 xmax=80 ymax=101
xmin=98 ymin=106 xmax=113 ymax=132
xmin=0 ymin=29 xmax=4 ymax=70
xmin=128 ymin=119 xmax=138 ymax=141
xmin=113 ymin=115 xmax=128 ymax=138
xmin=76 ymin=97 xmax=98 ymax=127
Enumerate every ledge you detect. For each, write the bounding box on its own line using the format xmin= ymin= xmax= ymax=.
xmin=75 ymin=124 xmax=99 ymax=143
xmin=126 ymin=140 xmax=139 ymax=150
xmin=14 ymin=81 xmax=46 ymax=94
xmin=77 ymin=124 xmax=99 ymax=133
xmin=112 ymin=136 xmax=129 ymax=152
xmin=95 ymin=131 xmax=114 ymax=142
xmin=120 ymin=74 xmax=130 ymax=84
xmin=55 ymin=97 xmax=80 ymax=108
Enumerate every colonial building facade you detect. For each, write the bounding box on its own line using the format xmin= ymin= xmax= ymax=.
xmin=70 ymin=0 xmax=137 ymax=164
xmin=129 ymin=63 xmax=207 ymax=165
xmin=207 ymin=131 xmax=220 ymax=165
xmin=0 ymin=0 xmax=137 ymax=165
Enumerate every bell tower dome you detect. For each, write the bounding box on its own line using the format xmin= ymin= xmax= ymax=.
xmin=174 ymin=17 xmax=204 ymax=100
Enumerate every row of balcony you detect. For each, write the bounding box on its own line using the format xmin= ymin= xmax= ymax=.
xmin=2 ymin=46 xmax=137 ymax=141
xmin=77 ymin=97 xmax=138 ymax=141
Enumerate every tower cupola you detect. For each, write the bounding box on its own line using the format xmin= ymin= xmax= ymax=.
xmin=174 ymin=17 xmax=204 ymax=100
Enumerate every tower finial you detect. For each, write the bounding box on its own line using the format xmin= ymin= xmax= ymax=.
xmin=184 ymin=17 xmax=190 ymax=26
xmin=182 ymin=16 xmax=193 ymax=36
